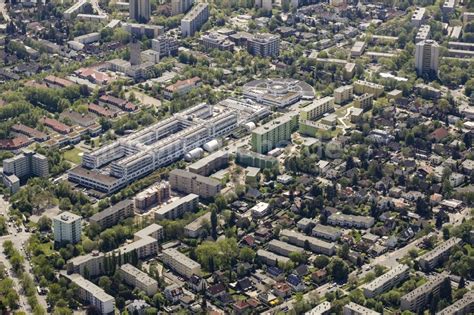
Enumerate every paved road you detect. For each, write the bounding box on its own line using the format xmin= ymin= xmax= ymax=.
xmin=0 ymin=197 xmax=48 ymax=312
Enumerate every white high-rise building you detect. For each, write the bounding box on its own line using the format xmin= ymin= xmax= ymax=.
xmin=53 ymin=211 xmax=82 ymax=244
xmin=415 ymin=40 xmax=440 ymax=77
xmin=129 ymin=0 xmax=150 ymax=22
xmin=181 ymin=3 xmax=209 ymax=37
xmin=171 ymin=0 xmax=193 ymax=15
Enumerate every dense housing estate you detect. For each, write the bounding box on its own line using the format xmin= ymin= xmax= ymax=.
xmin=0 ymin=0 xmax=473 ymax=314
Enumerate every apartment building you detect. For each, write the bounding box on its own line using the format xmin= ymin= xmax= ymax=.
xmin=119 ymin=264 xmax=158 ymax=296
xmin=171 ymin=0 xmax=193 ymax=15
xmin=400 ymin=274 xmax=450 ymax=312
xmin=161 ymin=248 xmax=201 ymax=278
xmin=200 ymin=32 xmax=235 ymax=51
xmin=415 ymin=24 xmax=430 ymax=43
xmin=64 ymin=0 xmax=88 ymax=19
xmin=256 ymin=249 xmax=290 ymax=266
xmin=163 ymin=77 xmax=201 ymax=99
xmin=88 ymin=103 xmax=117 ymax=118
xmin=236 ymin=149 xmax=278 ymax=169
xmin=67 ymin=225 xmax=160 ymax=277
xmin=311 ymin=224 xmax=342 ymax=241
xmin=442 ymin=0 xmax=455 ymax=14
xmin=151 ymin=36 xmax=179 ymax=57
xmin=11 ymin=124 xmax=49 ymax=142
xmin=98 ymin=95 xmax=137 ymax=112
xmin=351 ymin=41 xmax=366 ymax=57
xmin=154 ymin=194 xmax=199 ymax=220
xmin=415 ymin=40 xmax=440 ymax=77
xmin=181 ymin=3 xmax=209 ymax=37
xmin=343 ymin=302 xmax=381 ymax=315
xmin=267 ymin=239 xmax=304 ymax=257
xmin=463 ymin=12 xmax=474 ymax=24
xmin=129 ymin=0 xmax=150 ymax=22
xmin=40 ymin=117 xmax=73 ymax=134
xmin=53 ymin=211 xmax=82 ymax=244
xmin=300 ymin=97 xmax=335 ymax=121
xmin=134 ymin=182 xmax=170 ymax=211
xmin=411 ymin=7 xmax=426 ymax=27
xmin=122 ymin=23 xmax=163 ymax=38
xmin=354 ymin=93 xmax=373 ymax=111
xmin=436 ymin=291 xmax=474 ymax=315
xmin=188 ymin=150 xmax=228 ymax=176
xmin=418 ymin=237 xmax=462 ymax=271
xmin=89 ymin=199 xmax=134 ymax=230
xmin=327 ymin=213 xmax=375 ymax=229
xmin=251 ymin=111 xmax=299 ymax=154
xmin=70 ymin=104 xmax=238 ymax=194
xmin=280 ymin=229 xmax=335 ymax=255
xmin=334 ymin=85 xmax=353 ymax=104
xmin=169 ymin=169 xmax=221 ymax=198
xmin=306 ymin=302 xmax=331 ymax=315
xmin=362 ymin=264 xmax=410 ymax=298
xmin=68 ymin=274 xmax=115 ymax=315
xmin=184 ymin=212 xmax=212 ymax=238
xmin=133 ymin=223 xmax=164 ymax=242
xmin=353 ymin=80 xmax=384 ymax=98
xmin=2 ymin=150 xmax=49 ymax=193
xmin=74 ymin=32 xmax=101 ymax=45
xmin=247 ymin=33 xmax=280 ymax=57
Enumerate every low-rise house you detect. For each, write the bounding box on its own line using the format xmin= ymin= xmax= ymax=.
xmin=188 ymin=275 xmax=207 ymax=292
xmin=273 ymin=282 xmax=291 ymax=298
xmin=312 ymin=269 xmax=328 ymax=284
xmin=207 ymin=283 xmax=226 ymax=299
xmin=164 ymin=284 xmax=184 ymax=304
xmin=287 ymin=274 xmax=306 ymax=292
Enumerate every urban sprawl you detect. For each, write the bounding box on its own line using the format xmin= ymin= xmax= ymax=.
xmin=0 ymin=0 xmax=473 ymax=314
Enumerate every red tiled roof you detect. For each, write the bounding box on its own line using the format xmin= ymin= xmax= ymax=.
xmin=44 ymin=75 xmax=74 ymax=88
xmin=165 ymin=76 xmax=201 ymax=93
xmin=0 ymin=136 xmax=32 ymax=150
xmin=76 ymin=68 xmax=111 ymax=84
xmin=40 ymin=117 xmax=72 ymax=134
xmin=88 ymin=103 xmax=116 ymax=118
xmin=429 ymin=127 xmax=449 ymax=141
xmin=11 ymin=124 xmax=48 ymax=140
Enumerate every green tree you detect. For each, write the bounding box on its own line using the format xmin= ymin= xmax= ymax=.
xmin=328 ymin=258 xmax=349 ymax=283
xmin=239 ymin=247 xmax=256 ymax=263
xmin=37 ymin=216 xmax=52 ymax=232
xmin=210 ymin=209 xmax=218 ymax=240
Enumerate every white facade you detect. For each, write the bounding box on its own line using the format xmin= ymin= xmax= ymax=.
xmin=181 ymin=3 xmax=209 ymax=37
xmin=362 ymin=264 xmax=410 ymax=298
xmin=119 ymin=264 xmax=158 ymax=296
xmin=415 ymin=40 xmax=440 ymax=76
xmin=69 ymin=274 xmax=115 ymax=314
xmin=53 ymin=211 xmax=82 ymax=244
xmin=161 ymin=248 xmax=201 ymax=278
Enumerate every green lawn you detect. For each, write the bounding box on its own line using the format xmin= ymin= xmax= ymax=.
xmin=63 ymin=147 xmax=83 ymax=164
